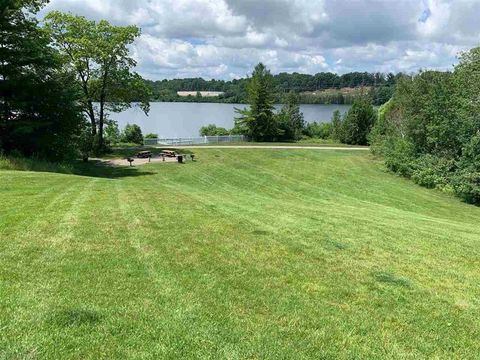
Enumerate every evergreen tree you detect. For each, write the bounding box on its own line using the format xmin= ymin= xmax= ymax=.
xmin=277 ymin=92 xmax=305 ymax=141
xmin=235 ymin=63 xmax=278 ymax=141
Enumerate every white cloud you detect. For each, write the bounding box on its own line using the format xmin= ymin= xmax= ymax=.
xmin=40 ymin=0 xmax=480 ymax=79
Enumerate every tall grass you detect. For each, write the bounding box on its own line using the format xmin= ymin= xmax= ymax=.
xmin=0 ymin=154 xmax=74 ymax=174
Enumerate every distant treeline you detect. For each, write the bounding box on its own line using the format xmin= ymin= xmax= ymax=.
xmin=145 ymin=72 xmax=403 ymax=106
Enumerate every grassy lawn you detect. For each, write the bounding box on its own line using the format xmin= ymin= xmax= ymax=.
xmin=1 ymin=149 xmax=480 ymax=359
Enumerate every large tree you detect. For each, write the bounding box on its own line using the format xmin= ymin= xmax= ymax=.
xmin=44 ymin=12 xmax=151 ymax=152
xmin=235 ymin=63 xmax=278 ymax=141
xmin=1 ymin=0 xmax=82 ymax=159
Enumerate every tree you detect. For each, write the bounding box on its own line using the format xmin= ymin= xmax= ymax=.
xmin=122 ymin=124 xmax=143 ymax=145
xmin=1 ymin=0 xmax=83 ymax=160
xmin=277 ymin=92 xmax=305 ymax=141
xmin=341 ymin=98 xmax=376 ymax=145
xmin=330 ymin=110 xmax=343 ymax=140
xmin=104 ymin=120 xmax=121 ymax=145
xmin=368 ymin=47 xmax=480 ymax=205
xmin=235 ymin=63 xmax=278 ymax=141
xmin=44 ymin=12 xmax=151 ymax=153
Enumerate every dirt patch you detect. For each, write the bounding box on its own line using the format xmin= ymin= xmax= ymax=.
xmin=105 ymin=156 xmax=181 ymax=167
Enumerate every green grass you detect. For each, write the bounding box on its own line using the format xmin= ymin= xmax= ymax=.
xmin=1 ymin=149 xmax=480 ymax=359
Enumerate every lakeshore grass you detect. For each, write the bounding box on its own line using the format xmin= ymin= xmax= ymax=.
xmin=1 ymin=148 xmax=480 ymax=359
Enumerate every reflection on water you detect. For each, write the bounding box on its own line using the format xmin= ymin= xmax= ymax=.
xmin=109 ymin=102 xmax=351 ymax=137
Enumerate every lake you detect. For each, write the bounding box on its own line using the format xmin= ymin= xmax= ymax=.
xmin=109 ymin=102 xmax=351 ymax=137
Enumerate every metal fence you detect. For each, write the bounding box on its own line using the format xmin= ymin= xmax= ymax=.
xmin=144 ymin=135 xmax=246 ymax=146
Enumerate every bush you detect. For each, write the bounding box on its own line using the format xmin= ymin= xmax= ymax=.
xmin=199 ymin=124 xmax=230 ymax=136
xmin=453 ymin=133 xmax=480 ymax=204
xmin=304 ymin=122 xmax=332 ymax=139
xmin=121 ymin=124 xmax=144 ymax=145
xmin=145 ymin=133 xmax=159 ymax=139
xmin=453 ymin=170 xmax=480 ymax=205
xmin=411 ymin=155 xmax=455 ymax=189
xmin=382 ymin=138 xmax=416 ymax=177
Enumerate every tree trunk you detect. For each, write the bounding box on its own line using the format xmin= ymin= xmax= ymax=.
xmin=98 ymin=98 xmax=105 ymax=150
xmin=87 ymin=100 xmax=96 ymax=136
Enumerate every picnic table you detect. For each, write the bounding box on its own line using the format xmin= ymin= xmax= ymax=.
xmin=136 ymin=151 xmax=152 ymax=159
xmin=161 ymin=150 xmax=176 ymax=157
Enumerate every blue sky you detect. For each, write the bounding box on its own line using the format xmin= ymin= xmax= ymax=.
xmin=40 ymin=0 xmax=480 ymax=80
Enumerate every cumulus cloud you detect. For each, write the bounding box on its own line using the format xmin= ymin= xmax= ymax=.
xmin=40 ymin=0 xmax=480 ymax=79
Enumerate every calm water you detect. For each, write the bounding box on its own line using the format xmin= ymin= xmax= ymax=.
xmin=109 ymin=102 xmax=351 ymax=138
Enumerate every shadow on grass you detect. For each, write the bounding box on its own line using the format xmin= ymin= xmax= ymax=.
xmin=107 ymin=146 xmax=193 ymax=159
xmin=71 ymin=160 xmax=157 ymax=179
xmin=0 ymin=156 xmax=156 ymax=179
xmin=372 ymin=271 xmax=414 ymax=288
xmin=49 ymin=308 xmax=102 ymax=328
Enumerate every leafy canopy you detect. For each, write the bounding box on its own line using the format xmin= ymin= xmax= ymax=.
xmin=1 ymin=0 xmax=83 ymax=160
xmin=44 ymin=11 xmax=151 ymax=152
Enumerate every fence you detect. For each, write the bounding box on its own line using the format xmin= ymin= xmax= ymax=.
xmin=144 ymin=135 xmax=246 ymax=146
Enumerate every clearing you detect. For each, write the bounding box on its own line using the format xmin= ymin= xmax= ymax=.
xmin=1 ymin=148 xmax=480 ymax=359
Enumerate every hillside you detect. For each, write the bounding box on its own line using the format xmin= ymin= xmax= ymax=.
xmin=2 ymin=148 xmax=480 ymax=358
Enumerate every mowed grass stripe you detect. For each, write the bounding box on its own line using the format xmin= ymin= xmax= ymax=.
xmin=1 ymin=149 xmax=480 ymax=358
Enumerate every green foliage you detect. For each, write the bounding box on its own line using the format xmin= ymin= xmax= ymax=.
xmin=0 ymin=0 xmax=83 ymax=161
xmin=411 ymin=155 xmax=455 ymax=190
xmin=199 ymin=124 xmax=230 ymax=136
xmin=77 ymin=121 xmax=94 ymax=161
xmin=104 ymin=120 xmax=121 ymax=145
xmin=340 ymin=98 xmax=376 ymax=145
xmin=330 ymin=110 xmax=343 ymax=141
xmin=277 ymin=92 xmax=305 ymax=141
xmin=121 ymin=124 xmax=143 ymax=145
xmin=0 ymin=153 xmax=74 ymax=173
xmin=453 ymin=133 xmax=480 ymax=203
xmin=370 ymin=47 xmax=480 ymax=205
xmin=45 ymin=12 xmax=150 ymax=153
xmin=382 ymin=138 xmax=416 ymax=177
xmin=144 ymin=133 xmax=159 ymax=139
xmin=235 ymin=63 xmax=278 ymax=141
xmin=146 ymin=72 xmax=400 ymax=105
xmin=304 ymin=122 xmax=333 ymax=139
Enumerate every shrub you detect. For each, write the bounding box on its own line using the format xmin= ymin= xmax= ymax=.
xmin=453 ymin=133 xmax=480 ymax=204
xmin=199 ymin=124 xmax=230 ymax=136
xmin=382 ymin=138 xmax=416 ymax=177
xmin=410 ymin=155 xmax=455 ymax=189
xmin=145 ymin=133 xmax=159 ymax=139
xmin=303 ymin=122 xmax=332 ymax=139
xmin=121 ymin=124 xmax=144 ymax=145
